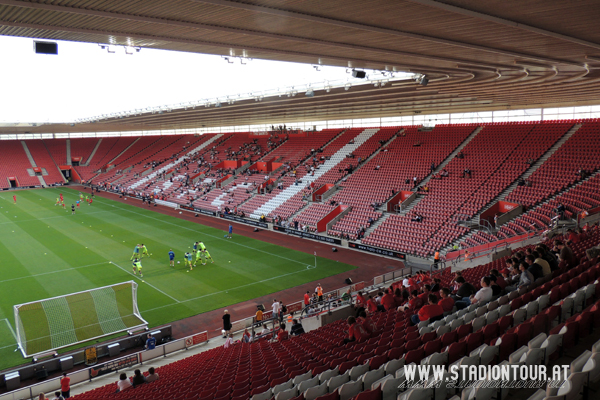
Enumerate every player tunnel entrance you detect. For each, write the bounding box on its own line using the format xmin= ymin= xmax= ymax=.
xmin=7 ymin=176 xmax=18 ymax=188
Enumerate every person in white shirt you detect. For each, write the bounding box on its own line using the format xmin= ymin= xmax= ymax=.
xmin=272 ymin=299 xmax=280 ymax=319
xmin=223 ymin=334 xmax=234 ymax=348
xmin=403 ymin=277 xmax=410 ymax=288
xmin=471 ymin=277 xmax=493 ymax=305
xmin=116 ymin=373 xmax=132 ymax=392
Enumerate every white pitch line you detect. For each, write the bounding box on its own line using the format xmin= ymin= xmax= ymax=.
xmin=0 ymin=262 xmax=109 ymax=285
xmin=141 ymin=264 xmax=315 ymax=314
xmin=109 ymin=261 xmax=181 ymax=304
xmin=1 ymin=318 xmax=18 ymax=342
xmin=96 ymin=199 xmax=314 ymax=267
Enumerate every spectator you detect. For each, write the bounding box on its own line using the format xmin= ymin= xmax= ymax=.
xmin=490 ymin=269 xmax=507 ymax=291
xmin=38 ymin=394 xmax=49 ymax=400
xmin=343 ymin=316 xmax=369 ymax=344
xmin=452 ymin=277 xmax=476 ymax=301
xmin=279 ymin=301 xmax=286 ymax=321
xmin=272 ymin=299 xmax=280 ymax=321
xmin=537 ymin=245 xmax=559 ymax=271
xmin=224 ymin=334 xmax=234 ymax=348
xmin=525 ymin=255 xmax=543 ymax=280
xmin=145 ymin=333 xmax=156 ymax=350
xmin=276 ymin=323 xmax=289 ymax=341
xmin=555 ymin=240 xmax=577 ymax=268
xmin=455 ymin=277 xmax=492 ymax=309
xmin=116 ymin=373 xmax=132 ymax=392
xmin=132 ymin=369 xmax=146 ymax=387
xmin=60 ymin=373 xmax=70 ymax=398
xmin=145 ymin=367 xmax=159 ymax=383
xmin=222 ymin=310 xmax=232 ymax=338
xmin=381 ymin=289 xmax=396 ymax=311
xmin=51 ymin=392 xmax=64 ymax=400
xmin=242 ymin=328 xmax=251 ymax=343
xmin=358 ymin=311 xmax=377 ymax=334
xmin=316 ymin=284 xmax=324 ymax=301
xmin=367 ymin=295 xmax=380 ymax=313
xmin=255 ymin=307 xmax=263 ymax=326
xmin=393 ymin=288 xmax=404 ymax=307
xmin=304 ymin=291 xmax=311 ymax=308
xmin=418 ymin=285 xmax=432 ymax=303
xmin=532 ymin=251 xmax=551 ymax=277
xmin=290 ymin=319 xmax=305 ymax=336
xmin=438 ymin=288 xmax=455 ymax=312
xmin=355 ymin=291 xmax=367 ymax=315
xmin=399 ymin=290 xmax=423 ymax=312
xmin=402 ymin=275 xmax=411 ymax=288
xmin=430 ymin=278 xmax=441 ymax=293
xmin=411 ymin=294 xmax=444 ymax=325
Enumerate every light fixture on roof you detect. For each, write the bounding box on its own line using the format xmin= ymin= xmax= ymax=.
xmin=215 ymin=100 xmax=221 ymax=108
xmin=313 ymin=65 xmax=321 ymax=72
xmin=415 ymin=74 xmax=429 ymax=86
xmin=222 ymin=56 xmax=233 ymax=64
xmin=305 ymin=88 xmax=314 ymax=97
xmin=344 ymin=83 xmax=351 ymax=91
xmin=351 ymin=69 xmax=366 ymax=79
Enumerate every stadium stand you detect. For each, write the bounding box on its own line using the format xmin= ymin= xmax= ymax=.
xmin=0 ymin=140 xmax=41 ymax=188
xmin=65 ymin=226 xmax=600 ymax=400
xmin=24 ymin=140 xmax=65 ymax=185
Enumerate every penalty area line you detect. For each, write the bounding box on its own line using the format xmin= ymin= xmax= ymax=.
xmin=108 ymin=261 xmax=181 ymax=304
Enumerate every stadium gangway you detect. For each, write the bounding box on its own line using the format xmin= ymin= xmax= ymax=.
xmin=299 ymin=296 xmax=352 ymax=319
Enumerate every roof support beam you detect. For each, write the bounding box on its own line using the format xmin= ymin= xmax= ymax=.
xmin=192 ymin=0 xmax=580 ymax=66
xmin=406 ymin=0 xmax=600 ymax=51
xmin=0 ymin=0 xmax=578 ymax=67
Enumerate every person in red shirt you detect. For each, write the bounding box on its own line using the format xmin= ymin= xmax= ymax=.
xmin=60 ymin=373 xmax=70 ymax=398
xmin=355 ymin=291 xmax=366 ymax=316
xmin=13 ymin=195 xmax=16 ymax=204
xmin=366 ymin=295 xmax=379 ymax=314
xmin=381 ymin=289 xmax=396 ymax=311
xmin=566 ymin=229 xmax=580 ymax=244
xmin=438 ymin=288 xmax=455 ymax=313
xmin=304 ymin=291 xmax=311 ymax=307
xmin=418 ymin=285 xmax=431 ymax=303
xmin=399 ymin=290 xmax=423 ymax=312
xmin=490 ymin=269 xmax=507 ymax=291
xmin=408 ymin=275 xmax=417 ymax=287
xmin=358 ymin=311 xmax=377 ymax=334
xmin=276 ymin=323 xmax=289 ymax=341
xmin=411 ymin=294 xmax=444 ymax=325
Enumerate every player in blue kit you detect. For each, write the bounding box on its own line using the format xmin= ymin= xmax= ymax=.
xmin=168 ymin=249 xmax=175 ymax=267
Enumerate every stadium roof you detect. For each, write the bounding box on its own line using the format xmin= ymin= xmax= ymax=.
xmin=1 ymin=0 xmax=600 ymax=132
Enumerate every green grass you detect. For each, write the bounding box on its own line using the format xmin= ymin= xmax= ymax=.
xmin=0 ymin=188 xmax=356 ymax=370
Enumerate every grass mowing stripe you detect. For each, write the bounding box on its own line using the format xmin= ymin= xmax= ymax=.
xmin=109 ymin=262 xmax=181 ymax=303
xmin=98 ymin=199 xmax=313 ymax=267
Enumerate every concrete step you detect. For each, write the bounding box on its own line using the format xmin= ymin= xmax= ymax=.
xmin=83 ymin=138 xmax=102 ymax=166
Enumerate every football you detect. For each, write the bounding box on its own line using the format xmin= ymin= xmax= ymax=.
xmin=177 ymin=261 xmax=180 ymax=264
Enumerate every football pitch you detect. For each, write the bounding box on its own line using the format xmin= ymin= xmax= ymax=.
xmin=0 ymin=188 xmax=356 ymax=370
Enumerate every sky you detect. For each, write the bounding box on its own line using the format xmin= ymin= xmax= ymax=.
xmin=0 ymin=36 xmax=367 ymax=124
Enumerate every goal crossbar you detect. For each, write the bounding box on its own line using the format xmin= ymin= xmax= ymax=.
xmin=14 ymin=281 xmax=147 ymax=358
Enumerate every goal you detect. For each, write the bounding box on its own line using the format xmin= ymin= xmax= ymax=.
xmin=14 ymin=281 xmax=147 ymax=358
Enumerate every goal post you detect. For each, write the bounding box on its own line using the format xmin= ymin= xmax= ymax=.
xmin=14 ymin=281 xmax=147 ymax=358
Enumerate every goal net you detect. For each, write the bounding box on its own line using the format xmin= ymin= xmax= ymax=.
xmin=14 ymin=281 xmax=147 ymax=358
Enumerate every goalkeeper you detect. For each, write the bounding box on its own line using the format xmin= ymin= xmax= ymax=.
xmin=132 ymin=258 xmax=143 ymax=278
xmin=130 ymin=244 xmax=141 ymax=260
xmin=140 ymin=243 xmax=150 ymax=258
